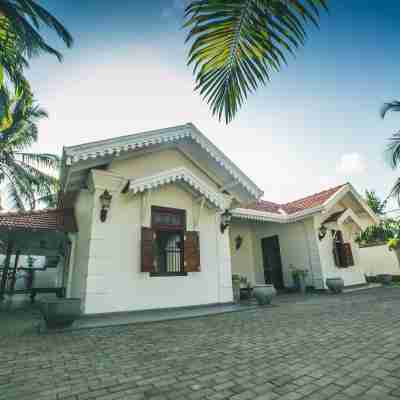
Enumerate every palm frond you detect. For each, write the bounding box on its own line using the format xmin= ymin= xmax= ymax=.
xmin=3 ymin=181 xmax=25 ymax=210
xmin=0 ymin=0 xmax=72 ymax=87
xmin=387 ymin=132 xmax=400 ymax=169
xmin=1 ymin=163 xmax=35 ymax=209
xmin=184 ymin=0 xmax=327 ymax=123
xmin=390 ymin=177 xmax=400 ymax=205
xmin=381 ymin=101 xmax=400 ymax=119
xmin=15 ymin=152 xmax=60 ymax=170
xmin=36 ymin=192 xmax=58 ymax=208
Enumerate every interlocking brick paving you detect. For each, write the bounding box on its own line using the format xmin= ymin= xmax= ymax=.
xmin=1 ymin=288 xmax=400 ymax=400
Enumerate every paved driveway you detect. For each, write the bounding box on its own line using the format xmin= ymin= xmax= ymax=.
xmin=1 ymin=288 xmax=400 ymax=400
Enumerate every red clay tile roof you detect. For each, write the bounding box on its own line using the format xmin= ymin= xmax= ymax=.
xmin=245 ymin=200 xmax=282 ymax=214
xmin=245 ymin=184 xmax=346 ymax=215
xmin=0 ymin=208 xmax=78 ymax=232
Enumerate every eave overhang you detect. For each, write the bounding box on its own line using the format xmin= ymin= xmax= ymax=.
xmin=60 ymin=123 xmax=263 ymax=205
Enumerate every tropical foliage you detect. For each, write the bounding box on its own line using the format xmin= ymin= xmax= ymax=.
xmin=184 ymin=0 xmax=328 ymax=123
xmin=382 ymin=100 xmax=400 ymax=201
xmin=0 ymin=0 xmax=73 ymax=90
xmin=0 ymin=85 xmax=59 ymax=210
xmin=355 ymin=219 xmax=400 ymax=247
xmin=365 ymin=189 xmax=387 ymax=215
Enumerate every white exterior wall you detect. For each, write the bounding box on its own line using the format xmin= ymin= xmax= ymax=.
xmin=67 ymin=147 xmax=235 ymax=315
xmin=82 ymin=181 xmax=232 ymax=314
xmin=229 ymin=222 xmax=257 ymax=285
xmin=359 ymin=244 xmax=400 ymax=277
xmin=69 ymin=190 xmax=95 ymax=309
xmin=252 ymin=218 xmax=323 ymax=289
xmin=230 ymin=217 xmax=324 ymax=289
xmin=315 ymin=208 xmax=366 ymax=287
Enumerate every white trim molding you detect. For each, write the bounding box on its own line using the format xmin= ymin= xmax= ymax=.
xmin=62 ymin=123 xmax=263 ymax=201
xmin=124 ymin=167 xmax=228 ymax=210
xmin=323 ymin=183 xmax=380 ymax=225
xmin=232 ymin=205 xmax=324 ymax=224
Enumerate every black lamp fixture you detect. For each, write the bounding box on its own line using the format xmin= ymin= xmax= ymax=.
xmin=318 ymin=225 xmax=328 ymax=241
xmin=99 ymin=190 xmax=112 ymax=222
xmin=235 ymin=235 xmax=243 ymax=250
xmin=220 ymin=209 xmax=232 ymax=234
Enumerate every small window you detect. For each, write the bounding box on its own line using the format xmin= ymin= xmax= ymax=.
xmin=151 ymin=207 xmax=186 ymax=276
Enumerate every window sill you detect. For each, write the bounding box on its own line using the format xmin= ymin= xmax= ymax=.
xmin=150 ymin=272 xmax=188 ymax=277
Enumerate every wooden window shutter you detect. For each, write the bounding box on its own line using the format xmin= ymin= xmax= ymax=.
xmin=184 ymin=231 xmax=200 ymax=272
xmin=141 ymin=227 xmax=155 ymax=272
xmin=333 ymin=245 xmax=341 ymax=267
xmin=343 ymin=243 xmax=354 ymax=267
xmin=333 ymin=230 xmax=347 ymax=268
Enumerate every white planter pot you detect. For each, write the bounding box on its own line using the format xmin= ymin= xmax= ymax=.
xmin=253 ymin=284 xmax=276 ymax=305
xmin=326 ymin=278 xmax=344 ymax=294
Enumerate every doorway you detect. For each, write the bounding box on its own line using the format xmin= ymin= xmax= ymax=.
xmin=261 ymin=236 xmax=284 ymax=289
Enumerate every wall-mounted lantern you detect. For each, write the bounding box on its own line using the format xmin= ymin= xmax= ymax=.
xmin=318 ymin=225 xmax=327 ymax=241
xmin=220 ymin=209 xmax=232 ymax=234
xmin=235 ymin=235 xmax=243 ymax=250
xmin=99 ymin=190 xmax=112 ymax=222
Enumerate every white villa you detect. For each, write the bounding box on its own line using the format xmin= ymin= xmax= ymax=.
xmin=0 ymin=124 xmax=386 ymax=314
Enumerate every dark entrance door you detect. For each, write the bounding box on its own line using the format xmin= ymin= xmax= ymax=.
xmin=261 ymin=236 xmax=284 ymax=289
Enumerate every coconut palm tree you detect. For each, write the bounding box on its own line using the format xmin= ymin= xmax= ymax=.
xmin=382 ymin=101 xmax=400 ymax=201
xmin=0 ymin=0 xmax=73 ymax=89
xmin=0 ymin=85 xmax=59 ymax=210
xmin=184 ymin=0 xmax=328 ymax=123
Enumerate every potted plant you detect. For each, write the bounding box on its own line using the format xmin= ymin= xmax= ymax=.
xmin=290 ymin=265 xmax=308 ymax=294
xmin=39 ymin=298 xmax=82 ymax=329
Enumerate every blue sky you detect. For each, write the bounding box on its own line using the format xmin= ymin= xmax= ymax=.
xmin=26 ymin=1 xmax=400 ymax=207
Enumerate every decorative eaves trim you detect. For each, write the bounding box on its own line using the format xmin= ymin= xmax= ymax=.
xmin=323 ymin=183 xmax=380 ymax=225
xmin=232 ymin=205 xmax=325 ymax=223
xmin=124 ymin=167 xmax=228 ymax=210
xmin=62 ymin=123 xmax=263 ymax=200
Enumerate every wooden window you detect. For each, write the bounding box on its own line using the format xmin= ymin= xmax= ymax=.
xmin=332 ymin=230 xmax=354 ymax=268
xmin=184 ymin=231 xmax=201 ymax=272
xmin=343 ymin=243 xmax=354 ymax=267
xmin=141 ymin=227 xmax=155 ymax=272
xmin=141 ymin=206 xmax=200 ymax=276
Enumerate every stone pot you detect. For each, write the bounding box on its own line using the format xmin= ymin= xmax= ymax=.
xmin=39 ymin=298 xmax=81 ymax=329
xmin=378 ymin=274 xmax=392 ymax=286
xmin=253 ymin=284 xmax=276 ymax=305
xmin=325 ymin=277 xmax=344 ymax=294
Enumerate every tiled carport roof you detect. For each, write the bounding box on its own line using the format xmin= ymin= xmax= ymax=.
xmin=244 ymin=184 xmax=346 ymax=215
xmin=0 ymin=208 xmax=77 ymax=232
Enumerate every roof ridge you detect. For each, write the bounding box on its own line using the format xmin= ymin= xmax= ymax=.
xmin=246 ymin=183 xmax=347 ymax=215
xmin=283 ymin=184 xmax=346 ymax=207
xmin=63 ymin=123 xmax=189 ymax=152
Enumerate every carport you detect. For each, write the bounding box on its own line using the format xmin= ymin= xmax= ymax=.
xmin=0 ymin=208 xmax=77 ymax=302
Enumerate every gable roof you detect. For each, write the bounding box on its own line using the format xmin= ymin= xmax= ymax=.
xmin=0 ymin=208 xmax=77 ymax=233
xmin=243 ymin=184 xmax=345 ymax=215
xmin=282 ymin=184 xmax=346 ymax=214
xmin=61 ymin=123 xmax=263 ymax=204
xmin=233 ymin=183 xmax=379 ymax=224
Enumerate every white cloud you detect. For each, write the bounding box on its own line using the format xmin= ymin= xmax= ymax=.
xmin=336 ymin=153 xmax=367 ymax=175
